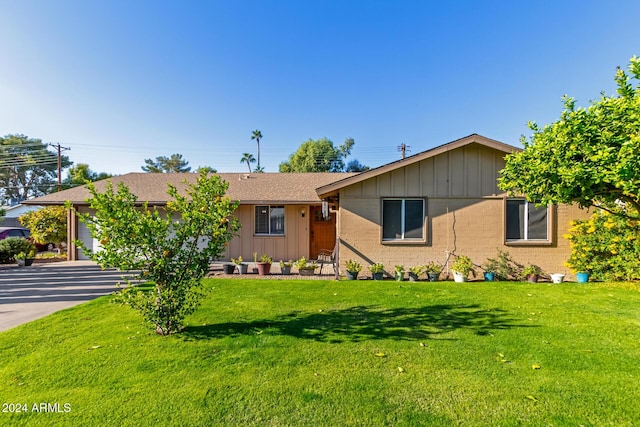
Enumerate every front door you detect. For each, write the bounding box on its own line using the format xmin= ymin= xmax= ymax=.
xmin=309 ymin=205 xmax=336 ymax=259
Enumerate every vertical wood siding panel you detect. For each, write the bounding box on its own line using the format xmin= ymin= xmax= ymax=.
xmin=435 ymin=154 xmax=449 ymax=196
xmin=466 ymin=145 xmax=480 ymax=196
xmin=391 ymin=169 xmax=405 ymax=196
xmin=449 ymin=150 xmax=465 ymax=196
xmin=405 ymin=162 xmax=421 ymax=195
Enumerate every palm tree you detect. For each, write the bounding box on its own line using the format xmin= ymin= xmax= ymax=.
xmin=240 ymin=153 xmax=256 ymax=173
xmin=251 ymin=130 xmax=263 ymax=172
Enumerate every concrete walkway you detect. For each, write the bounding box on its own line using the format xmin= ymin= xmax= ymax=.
xmin=0 ymin=261 xmax=133 ymax=332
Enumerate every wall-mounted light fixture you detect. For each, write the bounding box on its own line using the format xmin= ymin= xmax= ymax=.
xmin=301 ymin=208 xmax=305 ymax=218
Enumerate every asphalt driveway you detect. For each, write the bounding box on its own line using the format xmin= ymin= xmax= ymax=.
xmin=0 ymin=261 xmax=134 ymax=332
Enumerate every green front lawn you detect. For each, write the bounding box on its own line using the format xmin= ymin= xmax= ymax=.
xmin=1 ymin=279 xmax=639 ymax=426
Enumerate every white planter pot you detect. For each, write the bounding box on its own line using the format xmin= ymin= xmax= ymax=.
xmin=453 ymin=271 xmax=467 ymax=282
xmin=551 ymin=273 xmax=565 ymax=284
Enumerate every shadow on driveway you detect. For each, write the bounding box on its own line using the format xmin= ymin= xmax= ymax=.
xmin=0 ymin=261 xmax=136 ymax=332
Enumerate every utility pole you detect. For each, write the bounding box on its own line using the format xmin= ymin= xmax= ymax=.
xmin=397 ymin=143 xmax=411 ymax=159
xmin=49 ymin=143 xmax=70 ymax=192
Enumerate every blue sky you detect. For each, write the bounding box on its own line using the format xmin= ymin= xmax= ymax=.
xmin=1 ymin=1 xmax=639 ymax=175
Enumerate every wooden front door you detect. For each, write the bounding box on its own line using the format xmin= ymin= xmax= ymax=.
xmin=309 ymin=205 xmax=336 ymax=259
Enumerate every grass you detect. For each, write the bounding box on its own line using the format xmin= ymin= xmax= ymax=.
xmin=1 ymin=278 xmax=639 ymax=426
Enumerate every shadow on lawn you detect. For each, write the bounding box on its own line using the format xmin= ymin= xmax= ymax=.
xmin=183 ymin=304 xmax=531 ymax=342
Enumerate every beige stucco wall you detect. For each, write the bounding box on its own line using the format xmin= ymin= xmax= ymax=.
xmin=335 ymin=144 xmax=591 ymax=279
xmin=226 ymin=204 xmax=310 ymax=262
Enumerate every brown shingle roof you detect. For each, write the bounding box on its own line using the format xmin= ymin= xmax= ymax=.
xmin=23 ymin=172 xmax=357 ymax=206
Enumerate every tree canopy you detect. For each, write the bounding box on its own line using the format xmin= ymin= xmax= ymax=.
xmin=0 ymin=134 xmax=72 ymax=204
xmin=63 ymin=163 xmax=113 ymax=188
xmin=19 ymin=206 xmax=67 ymax=246
xmin=499 ymin=56 xmax=640 ymax=220
xmin=142 ymin=153 xmax=192 ymax=173
xmin=279 ymin=137 xmax=365 ymax=172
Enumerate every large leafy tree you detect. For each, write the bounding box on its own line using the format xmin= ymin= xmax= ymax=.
xmin=19 ymin=206 xmax=67 ymax=247
xmin=279 ymin=137 xmax=358 ymax=172
xmin=72 ymin=171 xmax=240 ymax=335
xmin=62 ymin=163 xmax=113 ymax=188
xmin=0 ymin=134 xmax=72 ymax=204
xmin=142 ymin=153 xmax=192 ymax=173
xmin=499 ymin=56 xmax=640 ymax=220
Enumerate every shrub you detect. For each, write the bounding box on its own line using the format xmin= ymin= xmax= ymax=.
xmin=483 ymin=249 xmax=520 ymax=280
xmin=0 ymin=238 xmax=36 ymax=263
xmin=565 ymin=211 xmax=640 ymax=281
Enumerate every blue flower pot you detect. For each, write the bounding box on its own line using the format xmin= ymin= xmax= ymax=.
xmin=576 ymin=272 xmax=590 ymax=283
xmin=483 ymin=272 xmax=495 ymax=282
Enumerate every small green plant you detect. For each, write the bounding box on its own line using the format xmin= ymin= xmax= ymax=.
xmin=295 ymin=256 xmax=318 ymax=270
xmin=279 ymin=260 xmax=293 ymax=268
xmin=232 ymin=256 xmax=244 ymax=265
xmin=259 ymin=254 xmax=273 ymax=264
xmin=522 ymin=264 xmax=542 ymax=277
xmin=394 ymin=265 xmax=405 ymax=274
xmin=368 ymin=263 xmax=384 ymax=273
xmin=253 ymin=252 xmax=258 ymax=264
xmin=483 ymin=249 xmax=520 ymax=280
xmin=424 ymin=261 xmax=441 ymax=274
xmin=345 ymin=259 xmax=362 ymax=273
xmin=451 ymin=255 xmax=473 ymax=275
xmin=15 ymin=251 xmax=26 ymax=260
xmin=409 ymin=265 xmax=424 ymax=275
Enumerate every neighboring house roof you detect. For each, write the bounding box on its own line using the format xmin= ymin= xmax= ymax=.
xmin=22 ymin=172 xmax=358 ymax=206
xmin=316 ymin=133 xmax=521 ymax=198
xmin=2 ymin=204 xmax=42 ymax=217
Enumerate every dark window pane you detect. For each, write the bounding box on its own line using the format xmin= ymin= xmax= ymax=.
xmin=255 ymin=206 xmax=269 ymax=234
xmin=382 ymin=200 xmax=402 ymax=239
xmin=270 ymin=206 xmax=285 ymax=235
xmin=527 ymin=204 xmax=547 ymax=239
xmin=506 ymin=200 xmax=524 ymax=240
xmin=404 ymin=200 xmax=424 ymax=239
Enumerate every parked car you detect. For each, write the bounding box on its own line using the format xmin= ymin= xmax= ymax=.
xmin=0 ymin=226 xmax=31 ymax=239
xmin=0 ymin=227 xmax=49 ymax=251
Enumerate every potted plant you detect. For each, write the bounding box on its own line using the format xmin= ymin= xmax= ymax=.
xmin=550 ymin=273 xmax=565 ymax=283
xmin=256 ymin=254 xmax=272 ymax=275
xmin=522 ymin=264 xmax=542 ymax=282
xmin=252 ymin=252 xmax=259 ymax=273
xmin=295 ymin=257 xmax=317 ymax=276
xmin=451 ymin=255 xmax=473 ymax=282
xmin=408 ymin=265 xmax=423 ymax=282
xmin=15 ymin=250 xmax=36 ymax=267
xmin=232 ymin=256 xmax=248 ymax=274
xmin=222 ymin=262 xmax=236 ymax=274
xmin=482 ymin=258 xmax=499 ymax=281
xmin=368 ymin=262 xmax=384 ymax=280
xmin=394 ymin=265 xmax=405 ymax=281
xmin=345 ymin=259 xmax=362 ymax=280
xmin=575 ymin=271 xmax=590 ymax=283
xmin=279 ymin=260 xmax=293 ymax=275
xmin=424 ymin=262 xmax=441 ymax=282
